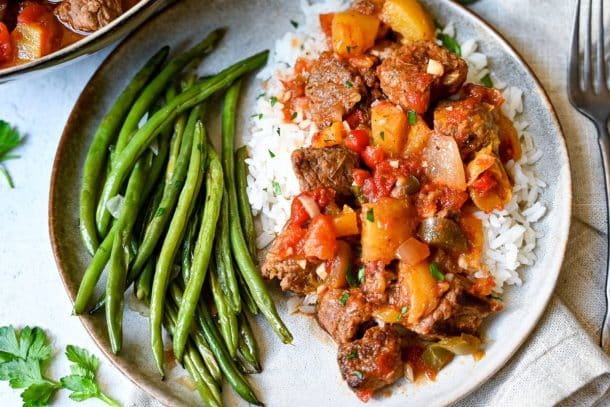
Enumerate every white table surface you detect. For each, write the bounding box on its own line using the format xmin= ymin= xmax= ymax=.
xmin=1 ymin=1 xmax=609 ymax=406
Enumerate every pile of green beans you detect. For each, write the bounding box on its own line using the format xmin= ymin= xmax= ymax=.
xmin=74 ymin=30 xmax=291 ymax=406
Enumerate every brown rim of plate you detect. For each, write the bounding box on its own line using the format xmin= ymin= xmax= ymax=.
xmin=48 ymin=2 xmax=572 ymax=406
xmin=0 ymin=0 xmax=167 ymax=82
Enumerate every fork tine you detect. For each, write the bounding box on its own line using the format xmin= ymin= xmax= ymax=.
xmin=584 ymin=0 xmax=593 ymax=89
xmin=570 ymin=0 xmax=582 ymax=91
xmin=597 ymin=0 xmax=608 ymax=90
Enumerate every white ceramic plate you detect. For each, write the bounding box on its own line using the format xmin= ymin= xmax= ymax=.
xmin=50 ymin=1 xmax=572 ymax=405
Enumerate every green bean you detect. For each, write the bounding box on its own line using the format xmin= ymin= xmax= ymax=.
xmin=237 ymin=312 xmax=261 ymax=373
xmin=174 ymin=146 xmax=224 ymax=361
xmin=191 ymin=327 xmax=222 ymax=383
xmin=74 ymin=226 xmax=116 ymax=314
xmin=131 ymin=105 xmax=200 ymax=275
xmin=106 ymin=152 xmax=152 ymax=353
xmin=169 ymin=283 xmax=262 ymax=406
xmin=239 ymin=276 xmax=259 ymax=315
xmin=183 ymin=354 xmax=221 ymax=407
xmin=181 ymin=207 xmax=200 ymax=283
xmin=235 ymin=146 xmax=257 ymax=258
xmin=79 ymin=47 xmax=168 ymax=255
xmin=96 ymin=50 xmax=269 ymax=235
xmin=134 ymin=258 xmax=154 ymax=302
xmin=214 ymin=193 xmax=241 ymax=313
xmin=222 ymin=81 xmax=292 ymax=344
xmin=75 ymin=133 xmax=169 ymax=315
xmin=113 ymin=30 xmax=223 ymax=163
xmin=150 ymin=120 xmax=207 ymax=377
xmin=210 ymin=263 xmax=239 ymax=359
xmin=163 ymin=300 xmax=221 ymax=406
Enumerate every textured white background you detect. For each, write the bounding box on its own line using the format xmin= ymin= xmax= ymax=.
xmin=0 ymin=0 xmax=610 ymax=406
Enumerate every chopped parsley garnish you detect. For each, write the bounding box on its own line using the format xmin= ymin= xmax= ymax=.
xmin=357 ymin=267 xmax=365 ymax=283
xmin=272 ymin=181 xmax=282 ymax=196
xmin=408 ymin=110 xmax=417 ymax=125
xmin=256 ymin=92 xmax=266 ymax=99
xmin=346 ymin=45 xmax=352 ymax=53
xmin=437 ymin=32 xmax=462 ymax=56
xmin=481 ymin=73 xmax=494 ymax=88
xmin=346 ymin=352 xmax=358 ymax=359
xmin=250 ymin=113 xmax=263 ymax=119
xmin=344 ymin=80 xmax=353 ymax=88
xmin=290 ymin=112 xmax=298 ymax=120
xmin=353 ymin=371 xmax=364 ymax=379
xmin=396 ymin=306 xmax=408 ymax=321
xmin=276 ymin=127 xmax=281 ymax=136
xmin=290 ymin=19 xmax=299 ymax=29
xmin=270 ymin=96 xmax=278 ymax=107
xmin=429 ymin=262 xmax=445 ymax=281
xmin=346 ymin=263 xmax=360 ymax=288
xmin=0 ymin=120 xmax=24 ymax=188
xmin=379 ymin=131 xmax=385 ymax=140
xmin=339 ymin=291 xmax=350 ymax=306
xmin=366 ymin=208 xmax=374 ymax=222
xmin=268 ymin=150 xmax=276 ymax=158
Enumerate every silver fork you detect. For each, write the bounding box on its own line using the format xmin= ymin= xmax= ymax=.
xmin=568 ymin=0 xmax=610 ymax=353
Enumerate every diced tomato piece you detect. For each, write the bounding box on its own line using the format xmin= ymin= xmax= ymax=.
xmin=289 ymin=197 xmax=311 ymax=226
xmin=17 ymin=4 xmax=51 ymax=24
xmin=310 ymin=187 xmax=336 ymax=209
xmin=352 ymin=169 xmax=371 ymax=187
xmin=344 ymin=128 xmax=370 ymax=153
xmin=0 ymin=23 xmax=11 ymax=63
xmin=319 ymin=13 xmax=334 ymax=38
xmin=361 ymin=145 xmax=385 ymax=168
xmin=345 ymin=109 xmax=368 ymax=129
xmin=303 ymin=214 xmax=337 ymax=260
xmin=276 ymin=223 xmax=308 ymax=259
xmin=355 ymin=389 xmax=374 ymax=403
xmin=468 ymin=275 xmax=495 ymax=297
xmin=294 ymin=57 xmax=309 ymax=75
xmin=471 ymin=171 xmax=498 ymax=195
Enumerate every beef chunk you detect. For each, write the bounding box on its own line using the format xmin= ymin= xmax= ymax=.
xmin=55 ymin=0 xmax=123 ymax=33
xmin=434 ymin=84 xmax=504 ymax=159
xmin=337 ymin=326 xmax=404 ymax=401
xmin=316 ymin=288 xmax=372 ymax=344
xmin=305 ymin=52 xmax=365 ymax=127
xmin=261 ymin=239 xmax=321 ymax=295
xmin=434 ymin=293 xmax=503 ymax=336
xmin=409 ymin=277 xmax=503 ymax=337
xmin=292 ymin=146 xmax=359 ymax=196
xmin=377 ymin=41 xmax=467 ymax=113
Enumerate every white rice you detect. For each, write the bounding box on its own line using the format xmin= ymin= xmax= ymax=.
xmin=244 ymin=1 xmax=546 ymax=293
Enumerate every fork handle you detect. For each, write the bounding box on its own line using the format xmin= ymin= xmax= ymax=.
xmin=597 ymin=120 xmax=610 ymax=354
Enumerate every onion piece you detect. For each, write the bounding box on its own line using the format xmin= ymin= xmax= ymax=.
xmin=427 ymin=59 xmax=444 ymax=76
xmin=298 ymin=195 xmax=320 ymax=218
xmin=106 ymin=195 xmax=125 ymax=219
xmin=424 ymin=133 xmax=466 ymax=191
xmin=395 ymin=237 xmax=430 ymax=265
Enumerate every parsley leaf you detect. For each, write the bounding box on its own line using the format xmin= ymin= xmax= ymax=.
xmin=366 ymin=208 xmax=374 ymax=222
xmin=290 ymin=20 xmax=299 ymax=29
xmin=437 ymin=33 xmax=461 ymax=56
xmin=0 ymin=120 xmax=24 ymax=188
xmin=339 ymin=291 xmax=350 ymax=306
xmin=344 ymin=80 xmax=353 ymax=88
xmin=408 ymin=110 xmax=417 ymax=125
xmin=481 ymin=73 xmax=494 ymax=88
xmin=429 ymin=262 xmax=445 ymax=281
xmin=0 ymin=326 xmax=121 ymax=407
xmin=272 ymin=181 xmax=282 ymax=196
xmin=270 ymin=96 xmax=278 ymax=107
xmin=60 ymin=346 xmax=120 ymax=406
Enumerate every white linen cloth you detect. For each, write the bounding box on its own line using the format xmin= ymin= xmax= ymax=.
xmin=0 ymin=0 xmax=609 ymax=406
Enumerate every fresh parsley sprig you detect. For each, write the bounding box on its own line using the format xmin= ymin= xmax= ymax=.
xmin=0 ymin=326 xmax=120 ymax=407
xmin=0 ymin=120 xmax=24 ymax=188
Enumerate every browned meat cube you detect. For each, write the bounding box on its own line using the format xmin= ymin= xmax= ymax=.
xmin=305 ymin=52 xmax=365 ymax=127
xmin=337 ymin=326 xmax=404 ymax=402
xmin=316 ymin=288 xmax=373 ymax=344
xmin=261 ymin=240 xmax=322 ymax=295
xmin=55 ymin=0 xmax=123 ymax=33
xmin=377 ymin=40 xmax=467 ymax=113
xmin=434 ymin=84 xmax=504 ymax=159
xmin=292 ymin=146 xmax=360 ymax=196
